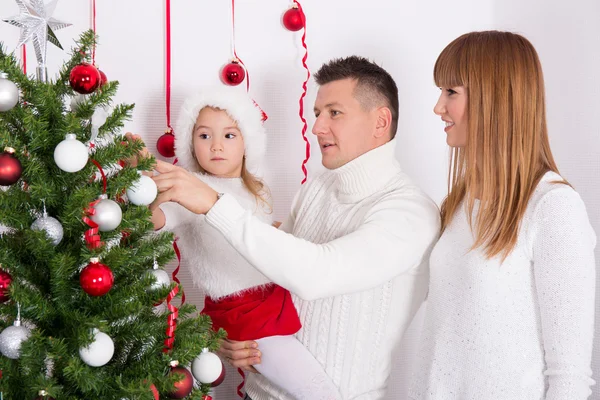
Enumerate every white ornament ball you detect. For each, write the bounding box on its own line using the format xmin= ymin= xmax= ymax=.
xmin=147 ymin=269 xmax=170 ymax=291
xmin=191 ymin=349 xmax=223 ymax=383
xmin=0 ymin=324 xmax=31 ymax=359
xmin=90 ymin=197 xmax=122 ymax=232
xmin=126 ymin=173 xmax=157 ymax=206
xmin=54 ymin=134 xmax=88 ymax=172
xmin=0 ymin=72 xmax=20 ymax=112
xmin=79 ymin=329 xmax=114 ymax=367
xmin=31 ymin=215 xmax=64 ymax=245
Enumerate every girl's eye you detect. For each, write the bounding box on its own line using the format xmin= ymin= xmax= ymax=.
xmin=447 ymin=88 xmax=457 ymax=95
xmin=225 ymin=133 xmax=237 ymax=139
xmin=198 ymin=133 xmax=209 ymax=139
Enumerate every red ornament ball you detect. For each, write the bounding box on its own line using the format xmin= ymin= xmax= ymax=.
xmin=211 ymin=361 xmax=226 ymax=387
xmin=0 ymin=269 xmax=12 ymax=303
xmin=69 ymin=63 xmax=101 ymax=94
xmin=157 ymin=131 xmax=175 ymax=158
xmin=80 ymin=258 xmax=114 ymax=296
xmin=220 ymin=61 xmax=246 ymax=86
xmin=282 ymin=6 xmax=305 ymax=31
xmin=0 ymin=147 xmax=22 ymax=186
xmin=168 ymin=366 xmax=194 ymax=399
xmin=98 ymin=69 xmax=108 ymax=87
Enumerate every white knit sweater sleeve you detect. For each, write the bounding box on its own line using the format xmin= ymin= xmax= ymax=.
xmin=529 ymin=188 xmax=596 ymax=399
xmin=205 ymin=191 xmax=440 ymax=300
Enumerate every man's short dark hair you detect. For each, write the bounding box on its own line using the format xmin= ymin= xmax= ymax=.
xmin=314 ymin=56 xmax=399 ymax=139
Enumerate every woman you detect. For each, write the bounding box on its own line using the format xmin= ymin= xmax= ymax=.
xmin=410 ymin=31 xmax=596 ymax=399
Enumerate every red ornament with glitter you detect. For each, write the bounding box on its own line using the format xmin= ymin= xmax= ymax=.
xmin=0 ymin=147 xmax=22 ymax=186
xmin=80 ymin=258 xmax=114 ymax=296
xmin=157 ymin=131 xmax=176 ymax=158
xmin=69 ymin=62 xmax=101 ymax=94
xmin=0 ymin=269 xmax=12 ymax=303
xmin=220 ymin=60 xmax=246 ymax=86
xmin=167 ymin=365 xmax=194 ymax=399
xmin=282 ymin=5 xmax=305 ymax=31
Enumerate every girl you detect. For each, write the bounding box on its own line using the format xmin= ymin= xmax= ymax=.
xmin=409 ymin=31 xmax=596 ymax=399
xmin=146 ymin=87 xmax=341 ymax=399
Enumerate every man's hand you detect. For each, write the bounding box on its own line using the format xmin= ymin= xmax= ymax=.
xmin=217 ymin=339 xmax=261 ymax=373
xmin=151 ymin=160 xmax=218 ymax=214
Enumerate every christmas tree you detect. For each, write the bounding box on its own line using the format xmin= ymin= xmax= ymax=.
xmin=0 ymin=30 xmax=225 ymax=399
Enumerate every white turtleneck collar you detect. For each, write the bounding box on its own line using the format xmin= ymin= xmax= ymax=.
xmin=330 ymin=138 xmax=401 ymax=203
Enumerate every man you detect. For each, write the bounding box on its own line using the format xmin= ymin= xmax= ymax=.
xmin=152 ymin=56 xmax=440 ymax=399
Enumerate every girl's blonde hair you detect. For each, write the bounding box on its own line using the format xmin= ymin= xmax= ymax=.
xmin=434 ymin=31 xmax=566 ymax=259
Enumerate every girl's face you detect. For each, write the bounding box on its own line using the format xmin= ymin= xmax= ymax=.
xmin=434 ymin=86 xmax=468 ymax=147
xmin=193 ymin=107 xmax=245 ymax=178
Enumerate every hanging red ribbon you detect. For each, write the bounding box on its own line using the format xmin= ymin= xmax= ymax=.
xmin=91 ymin=0 xmax=97 ymax=64
xmin=294 ymin=1 xmax=311 ymax=185
xmin=165 ymin=0 xmax=173 ymax=133
xmin=21 ymin=45 xmax=26 ymax=74
xmin=162 ymin=0 xmax=184 ymax=353
xmin=237 ymin=368 xmax=245 ymax=398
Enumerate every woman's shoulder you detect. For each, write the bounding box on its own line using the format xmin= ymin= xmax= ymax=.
xmin=528 ymin=171 xmax=582 ymax=214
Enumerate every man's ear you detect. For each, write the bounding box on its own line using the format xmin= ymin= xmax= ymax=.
xmin=374 ymin=106 xmax=392 ymax=139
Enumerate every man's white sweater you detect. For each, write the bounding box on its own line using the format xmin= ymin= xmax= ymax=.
xmin=206 ymin=139 xmax=441 ymax=399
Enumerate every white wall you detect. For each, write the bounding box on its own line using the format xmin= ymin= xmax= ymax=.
xmin=0 ymin=0 xmax=598 ymax=398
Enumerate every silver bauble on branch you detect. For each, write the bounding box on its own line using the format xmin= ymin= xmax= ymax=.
xmin=31 ymin=212 xmax=63 ymax=246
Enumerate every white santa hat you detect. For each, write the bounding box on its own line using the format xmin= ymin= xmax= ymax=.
xmin=174 ymin=86 xmax=266 ymax=176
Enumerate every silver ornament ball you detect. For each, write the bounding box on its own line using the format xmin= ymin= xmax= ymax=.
xmin=0 ymin=73 xmax=19 ymax=112
xmin=0 ymin=324 xmax=31 ymax=359
xmin=147 ymin=269 xmax=170 ymax=290
xmin=90 ymin=198 xmax=122 ymax=232
xmin=31 ymin=215 xmax=64 ymax=245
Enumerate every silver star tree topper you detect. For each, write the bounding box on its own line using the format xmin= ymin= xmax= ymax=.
xmin=3 ymin=0 xmax=71 ymax=81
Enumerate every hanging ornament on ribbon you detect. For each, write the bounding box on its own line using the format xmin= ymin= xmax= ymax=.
xmin=282 ymin=3 xmax=305 ymax=31
xmin=167 ymin=361 xmax=194 ymax=399
xmin=157 ymin=130 xmax=176 ymax=158
xmin=78 ymin=328 xmax=114 ymax=367
xmin=147 ymin=258 xmax=170 ymax=291
xmin=2 ymin=0 xmax=72 ymax=82
xmin=31 ymin=204 xmax=63 ymax=246
xmin=220 ymin=0 xmax=248 ymax=88
xmin=0 ymin=303 xmax=31 ymax=359
xmin=54 ymin=134 xmax=88 ymax=172
xmin=221 ymin=59 xmax=246 ymax=87
xmin=283 ymin=1 xmax=311 ymax=184
xmin=0 ymin=72 xmax=20 ymax=112
xmin=80 ymin=258 xmax=114 ymax=296
xmin=0 ymin=147 xmax=23 ymax=186
xmin=0 ymin=268 xmax=12 ymax=303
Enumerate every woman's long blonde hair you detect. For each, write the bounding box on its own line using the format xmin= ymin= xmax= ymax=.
xmin=435 ymin=31 xmax=565 ymax=259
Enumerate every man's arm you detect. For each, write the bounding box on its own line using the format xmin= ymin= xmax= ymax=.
xmin=206 ymin=192 xmax=440 ymax=301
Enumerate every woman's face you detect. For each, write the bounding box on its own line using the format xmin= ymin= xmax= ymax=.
xmin=434 ymin=86 xmax=468 ymax=147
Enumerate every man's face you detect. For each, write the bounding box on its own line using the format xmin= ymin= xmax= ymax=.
xmin=312 ymin=78 xmax=380 ymax=170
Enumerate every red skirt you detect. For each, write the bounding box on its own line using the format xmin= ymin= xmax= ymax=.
xmin=202 ymin=284 xmax=301 ymax=341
